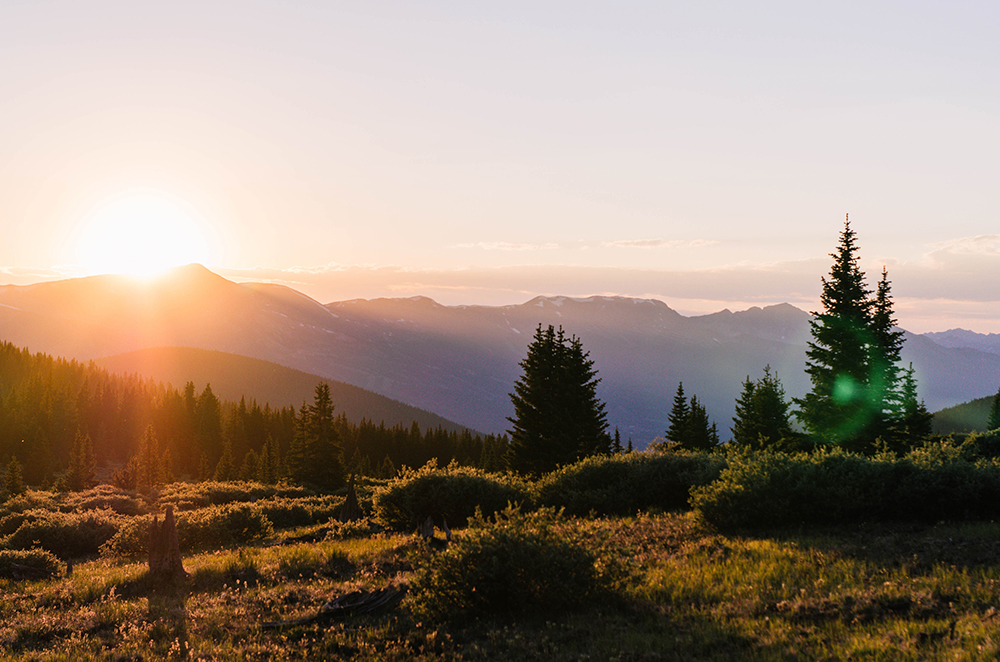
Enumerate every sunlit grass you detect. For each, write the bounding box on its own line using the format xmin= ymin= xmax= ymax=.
xmin=4 ymin=512 xmax=1000 ymax=659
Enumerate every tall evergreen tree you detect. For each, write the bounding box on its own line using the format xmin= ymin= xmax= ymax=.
xmin=666 ymin=383 xmax=690 ymax=443
xmin=732 ymin=377 xmax=757 ymax=446
xmin=988 ymin=386 xmax=1000 ymax=432
xmin=869 ymin=267 xmax=905 ymax=436
xmin=64 ymin=430 xmax=97 ymax=491
xmin=795 ymin=217 xmax=908 ymax=451
xmin=796 ymin=218 xmax=872 ymax=446
xmin=288 ymin=384 xmax=345 ymax=490
xmin=507 ymin=324 xmax=609 ymax=475
xmin=136 ymin=425 xmax=166 ymax=490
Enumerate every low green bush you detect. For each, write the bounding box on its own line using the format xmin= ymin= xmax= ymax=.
xmin=2 ymin=508 xmax=121 ymax=559
xmin=255 ymin=496 xmax=343 ymax=529
xmin=323 ymin=517 xmax=383 ymax=540
xmin=57 ymin=485 xmax=148 ymax=516
xmin=0 ymin=548 xmax=64 ymax=579
xmin=409 ymin=506 xmax=606 ymax=622
xmin=373 ymin=461 xmax=531 ymax=532
xmin=691 ymin=444 xmax=1000 ymax=529
xmin=535 ymin=450 xmax=725 ymax=516
xmin=157 ymin=481 xmax=312 ymax=511
xmin=100 ymin=503 xmax=274 ymax=558
xmin=0 ymin=491 xmax=57 ymax=519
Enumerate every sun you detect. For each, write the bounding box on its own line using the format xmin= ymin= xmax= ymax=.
xmin=76 ymin=192 xmax=213 ymax=277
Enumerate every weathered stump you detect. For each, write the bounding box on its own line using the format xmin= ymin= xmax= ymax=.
xmin=338 ymin=474 xmax=364 ymax=522
xmin=149 ymin=505 xmax=187 ymax=582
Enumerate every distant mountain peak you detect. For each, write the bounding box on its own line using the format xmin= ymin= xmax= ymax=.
xmin=924 ymin=328 xmax=1000 ymax=356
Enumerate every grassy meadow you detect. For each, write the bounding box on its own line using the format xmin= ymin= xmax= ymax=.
xmin=3 ymin=450 xmax=1000 ymax=660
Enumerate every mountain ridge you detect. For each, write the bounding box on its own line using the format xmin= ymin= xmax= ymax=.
xmin=3 ymin=264 xmax=999 ymax=444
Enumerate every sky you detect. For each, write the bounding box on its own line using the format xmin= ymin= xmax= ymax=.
xmin=2 ymin=2 xmax=1000 ymax=333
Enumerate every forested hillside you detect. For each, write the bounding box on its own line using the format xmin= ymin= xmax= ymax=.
xmin=934 ymin=392 xmax=1000 ymax=435
xmin=0 ymin=342 xmax=507 ymax=486
xmin=93 ymin=346 xmax=469 ymax=434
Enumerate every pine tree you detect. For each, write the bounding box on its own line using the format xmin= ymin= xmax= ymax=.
xmin=198 ymin=453 xmax=212 ymax=482
xmin=160 ymin=448 xmax=174 ymax=485
xmin=988 ymin=386 xmax=1000 ymax=432
xmin=868 ymin=268 xmax=905 ymax=437
xmin=795 ymin=217 xmax=907 ymax=451
xmin=507 ymin=325 xmax=609 ymax=475
xmin=611 ymin=427 xmax=623 ymax=454
xmin=665 ymin=384 xmax=718 ymax=451
xmin=306 ymin=382 xmax=346 ymax=489
xmin=666 ymin=383 xmax=690 ymax=443
xmin=214 ymin=440 xmax=236 ymax=482
xmin=378 ymin=454 xmax=397 ymax=479
xmin=894 ymin=363 xmax=933 ymax=447
xmin=286 ymin=403 xmax=310 ymax=483
xmin=731 ymin=377 xmax=757 ymax=447
xmin=64 ymin=430 xmax=97 ymax=491
xmin=135 ymin=426 xmax=164 ymax=490
xmin=682 ymin=396 xmax=719 ymax=451
xmin=240 ymin=449 xmax=259 ymax=482
xmin=288 ymin=384 xmax=345 ymax=490
xmin=5 ymin=456 xmax=25 ymax=496
xmin=257 ymin=437 xmax=278 ymax=484
xmin=731 ymin=366 xmax=796 ymax=450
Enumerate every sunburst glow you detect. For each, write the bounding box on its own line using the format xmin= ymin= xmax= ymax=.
xmin=76 ymin=193 xmax=212 ymax=277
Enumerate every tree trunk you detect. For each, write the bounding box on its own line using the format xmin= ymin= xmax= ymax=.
xmin=148 ymin=505 xmax=186 ymax=582
xmin=338 ymin=474 xmax=363 ymax=522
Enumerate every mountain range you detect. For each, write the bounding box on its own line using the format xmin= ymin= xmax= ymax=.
xmin=2 ymin=263 xmax=999 ymax=445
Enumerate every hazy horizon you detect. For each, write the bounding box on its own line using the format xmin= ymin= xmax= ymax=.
xmin=0 ymin=261 xmax=990 ymax=338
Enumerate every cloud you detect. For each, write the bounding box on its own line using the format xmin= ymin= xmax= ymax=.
xmin=604 ymin=238 xmax=682 ymax=248
xmin=452 ymin=241 xmax=559 ymax=251
xmin=927 ymin=235 xmax=1000 ymax=255
xmin=0 ymin=266 xmax=83 ymax=284
xmin=603 ymin=238 xmax=720 ymax=249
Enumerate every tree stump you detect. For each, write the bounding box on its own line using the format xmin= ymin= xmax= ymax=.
xmin=148 ymin=505 xmax=187 ymax=582
xmin=338 ymin=474 xmax=363 ymax=522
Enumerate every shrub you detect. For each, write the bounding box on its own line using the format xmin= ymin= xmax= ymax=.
xmin=157 ymin=481 xmax=312 ymax=511
xmin=2 ymin=508 xmax=121 ymax=559
xmin=373 ymin=461 xmax=531 ymax=532
xmin=255 ymin=496 xmax=343 ymax=530
xmin=100 ymin=503 xmax=274 ymax=558
xmin=409 ymin=506 xmax=605 ymax=622
xmin=0 ymin=491 xmax=57 ymax=519
xmin=535 ymin=450 xmax=725 ymax=516
xmin=323 ymin=517 xmax=384 ymax=540
xmin=691 ymin=445 xmax=1000 ymax=529
xmin=0 ymin=548 xmax=64 ymax=579
xmin=57 ymin=485 xmax=149 ymax=517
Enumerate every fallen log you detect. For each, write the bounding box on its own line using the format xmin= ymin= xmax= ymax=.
xmin=261 ymin=586 xmax=407 ymax=629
